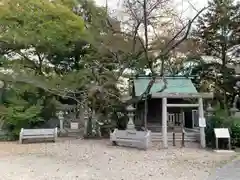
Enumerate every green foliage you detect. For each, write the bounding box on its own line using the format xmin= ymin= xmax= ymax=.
xmin=0 ymin=0 xmax=145 ymax=140
xmin=0 ymin=0 xmax=91 ymax=121
xmin=0 ymin=0 xmax=87 ymax=82
xmin=195 ymin=0 xmax=240 ymax=57
xmin=205 ymin=107 xmax=240 ymax=148
xmin=41 ymin=96 xmax=61 ymax=120
xmin=205 ymin=112 xmax=226 ymax=148
xmin=191 ymin=0 xmax=240 ymax=109
xmin=0 ymin=86 xmax=44 ymax=140
xmin=230 ymin=118 xmax=240 ymax=147
xmin=0 ymin=0 xmax=84 ymax=53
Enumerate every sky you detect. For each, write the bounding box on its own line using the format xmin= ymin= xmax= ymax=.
xmin=94 ymin=0 xmax=208 ymax=19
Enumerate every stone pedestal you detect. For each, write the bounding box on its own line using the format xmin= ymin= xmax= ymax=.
xmin=230 ymin=107 xmax=239 ymax=117
xmin=60 ymin=119 xmax=64 ymax=131
xmin=231 ymin=94 xmax=240 ymax=117
xmin=0 ymin=80 xmax=4 ymax=104
xmin=126 ymin=106 xmax=135 ymax=130
xmin=56 ymin=111 xmax=64 ymax=133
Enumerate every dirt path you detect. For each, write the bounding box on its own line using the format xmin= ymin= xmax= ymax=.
xmin=0 ymin=139 xmax=237 ymax=180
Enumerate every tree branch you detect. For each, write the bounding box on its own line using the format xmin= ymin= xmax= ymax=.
xmin=161 ymin=7 xmax=208 ymax=57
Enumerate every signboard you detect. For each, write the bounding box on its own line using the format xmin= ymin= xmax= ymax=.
xmin=199 ymin=117 xmax=206 ymax=127
xmin=214 ymin=128 xmax=230 ymax=138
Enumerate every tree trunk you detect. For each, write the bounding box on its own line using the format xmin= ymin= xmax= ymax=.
xmin=221 ymin=25 xmax=229 ymax=114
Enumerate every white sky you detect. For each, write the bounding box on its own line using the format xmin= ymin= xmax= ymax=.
xmin=94 ymin=0 xmax=208 ymax=18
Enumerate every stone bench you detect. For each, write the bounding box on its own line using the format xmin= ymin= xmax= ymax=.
xmin=19 ymin=128 xmax=58 ymax=144
xmin=110 ymin=129 xmax=151 ymax=150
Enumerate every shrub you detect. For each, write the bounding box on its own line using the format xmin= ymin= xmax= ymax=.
xmin=205 ymin=109 xmax=240 ymax=148
xmin=230 ymin=118 xmax=240 ymax=147
xmin=0 ymin=88 xmax=44 ymax=140
xmin=2 ymin=104 xmax=44 ymax=140
xmin=205 ymin=115 xmax=224 ymax=148
xmin=205 ymin=108 xmax=233 ymax=148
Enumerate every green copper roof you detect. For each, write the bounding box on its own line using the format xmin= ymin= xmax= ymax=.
xmin=133 ymin=77 xmax=198 ymax=96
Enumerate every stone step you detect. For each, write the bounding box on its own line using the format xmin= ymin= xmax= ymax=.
xmin=151 ymin=132 xmax=200 ymax=142
xmin=151 ymin=138 xmax=198 ymax=142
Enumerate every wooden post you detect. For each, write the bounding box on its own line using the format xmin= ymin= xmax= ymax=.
xmin=162 ymin=97 xmax=168 ymax=148
xmin=216 ymin=138 xmax=219 ymax=149
xmin=198 ymin=97 xmax=206 ymax=148
xmin=173 ymin=132 xmax=175 ymax=146
xmin=182 ymin=132 xmax=185 ymax=147
xmin=182 ymin=111 xmax=185 ymax=127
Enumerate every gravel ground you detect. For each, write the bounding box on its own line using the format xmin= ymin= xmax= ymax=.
xmin=207 ymin=159 xmax=240 ymax=180
xmin=0 ymin=138 xmax=237 ymax=180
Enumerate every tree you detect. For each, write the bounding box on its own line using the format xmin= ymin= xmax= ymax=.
xmin=111 ymin=0 xmax=207 ymax=106
xmin=0 ymin=0 xmax=90 ymax=102
xmin=192 ymin=0 xmax=240 ymax=110
xmin=94 ymin=0 xmax=206 ymax=130
xmin=0 ymin=0 xmax=85 ymax=73
xmin=0 ymin=0 xmax=89 ymax=137
xmin=0 ymin=0 xmax=207 ymax=137
xmin=0 ymin=0 xmax=127 ymax=137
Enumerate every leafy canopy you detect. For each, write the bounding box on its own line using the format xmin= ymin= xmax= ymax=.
xmin=0 ymin=0 xmax=85 ymax=55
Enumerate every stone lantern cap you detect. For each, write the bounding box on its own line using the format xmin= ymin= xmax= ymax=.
xmin=236 ymin=81 xmax=240 ymax=88
xmin=126 ymin=104 xmax=136 ymax=112
xmin=56 ymin=111 xmax=64 ymax=119
xmin=230 ymin=107 xmax=238 ymax=112
xmin=206 ymin=104 xmax=214 ymax=112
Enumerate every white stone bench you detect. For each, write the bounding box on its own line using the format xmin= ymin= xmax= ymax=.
xmin=110 ymin=129 xmax=151 ymax=150
xmin=19 ymin=128 xmax=58 ymax=144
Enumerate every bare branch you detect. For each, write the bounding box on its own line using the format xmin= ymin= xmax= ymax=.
xmin=162 ymin=7 xmax=208 ymax=56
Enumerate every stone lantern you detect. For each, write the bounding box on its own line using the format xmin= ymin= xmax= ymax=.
xmin=56 ymin=111 xmax=64 ymax=131
xmin=110 ymin=104 xmax=151 ymax=150
xmin=206 ymin=103 xmax=215 ymax=118
xmin=126 ymin=104 xmax=136 ymax=130
xmin=230 ymin=93 xmax=240 ymax=117
xmin=0 ymin=80 xmax=4 ymax=104
xmin=232 ymin=81 xmax=240 ymax=117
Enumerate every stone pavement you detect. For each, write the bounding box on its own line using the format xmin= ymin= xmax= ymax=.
xmin=207 ymin=160 xmax=240 ymax=180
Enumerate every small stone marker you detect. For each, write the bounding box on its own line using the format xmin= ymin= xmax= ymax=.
xmin=70 ymin=122 xmax=79 ymax=130
xmin=214 ymin=128 xmax=232 ymax=151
